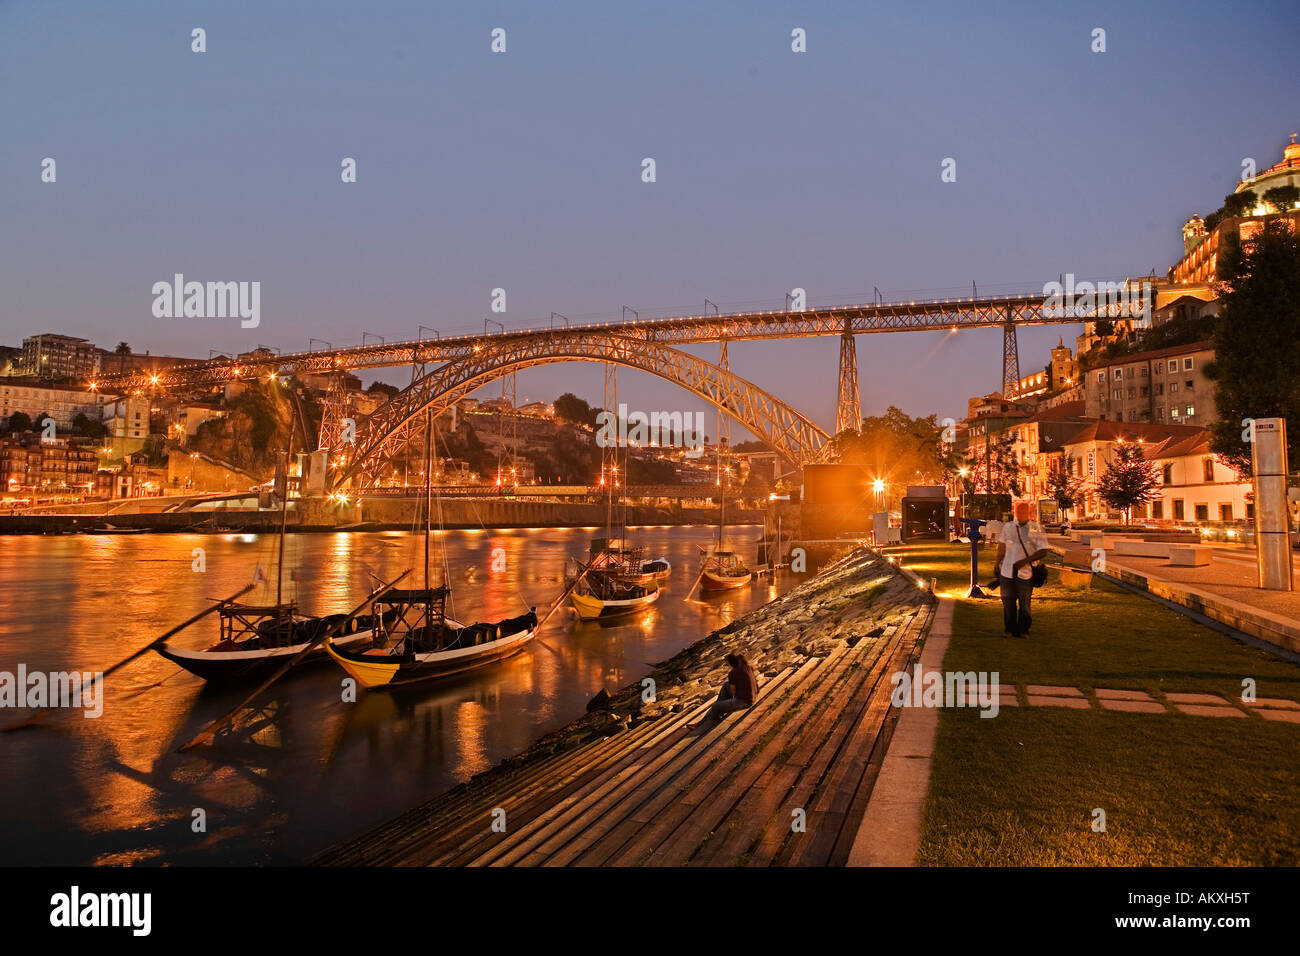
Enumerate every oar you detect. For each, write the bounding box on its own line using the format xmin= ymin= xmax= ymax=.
xmin=0 ymin=583 xmax=255 ymax=734
xmin=177 ymin=569 xmax=411 ymax=752
xmin=682 ymin=546 xmax=710 ymax=603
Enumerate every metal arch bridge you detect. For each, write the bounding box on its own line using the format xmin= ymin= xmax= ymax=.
xmin=100 ymin=291 xmax=1107 ymax=392
xmin=95 ymin=289 xmax=1135 ymax=483
xmin=326 ymin=333 xmax=832 ymax=492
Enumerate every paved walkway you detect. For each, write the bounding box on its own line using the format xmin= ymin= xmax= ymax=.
xmin=961 ymin=682 xmax=1300 ymax=721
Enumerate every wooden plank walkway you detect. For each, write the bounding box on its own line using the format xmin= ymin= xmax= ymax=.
xmin=315 ymin=591 xmax=933 ymax=867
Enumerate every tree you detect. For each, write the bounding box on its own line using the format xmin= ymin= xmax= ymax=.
xmin=115 ymin=342 xmax=132 ymax=374
xmin=1205 ymin=219 xmax=1300 ymax=473
xmin=1263 ymin=185 xmax=1300 ymax=214
xmin=965 ymin=432 xmax=1023 ymax=496
xmin=828 ymin=407 xmax=957 ymax=496
xmin=554 ymin=392 xmax=599 ymax=428
xmin=1045 ymin=453 xmax=1085 ymax=511
xmin=1221 ymin=190 xmax=1257 ymax=219
xmin=366 ymin=381 xmax=399 ymax=400
xmin=1096 ymin=442 xmax=1160 ymax=523
xmin=71 ymin=412 xmax=107 ymax=440
xmin=5 ymin=411 xmax=32 ymax=434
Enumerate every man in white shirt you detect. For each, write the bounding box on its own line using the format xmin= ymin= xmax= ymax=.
xmin=993 ymin=501 xmax=1049 ymax=638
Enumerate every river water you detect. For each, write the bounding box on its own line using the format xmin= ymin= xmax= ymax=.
xmin=0 ymin=525 xmax=797 ymax=865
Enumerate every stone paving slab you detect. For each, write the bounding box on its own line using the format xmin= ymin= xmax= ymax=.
xmin=1095 ymin=688 xmax=1157 ymax=701
xmin=1098 ymin=699 xmax=1167 ymax=714
xmin=1165 ymin=692 xmax=1232 ymax=705
xmin=1026 ymin=695 xmax=1092 ymax=709
xmin=1024 ymin=685 xmax=1085 ymax=698
xmin=1174 ymin=703 xmax=1247 ymax=717
xmin=1244 ymin=698 xmax=1300 ymax=710
xmin=1257 ymin=709 xmax=1300 ymax=724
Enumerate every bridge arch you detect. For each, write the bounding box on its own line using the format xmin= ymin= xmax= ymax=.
xmin=328 ymin=332 xmax=831 ymax=491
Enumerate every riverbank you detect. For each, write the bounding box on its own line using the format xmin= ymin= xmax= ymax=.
xmin=0 ymin=500 xmax=765 ymax=535
xmin=315 ymin=546 xmax=934 ymax=866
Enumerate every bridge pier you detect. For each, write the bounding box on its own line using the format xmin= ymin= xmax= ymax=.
xmin=836 ymin=319 xmax=861 ymax=435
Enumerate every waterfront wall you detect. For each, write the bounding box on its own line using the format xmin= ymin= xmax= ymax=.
xmin=0 ymin=497 xmax=764 ymax=534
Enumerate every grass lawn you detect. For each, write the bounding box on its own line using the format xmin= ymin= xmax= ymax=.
xmin=893 ymin=541 xmax=1300 ymax=866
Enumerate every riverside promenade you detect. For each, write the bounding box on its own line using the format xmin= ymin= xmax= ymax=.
xmin=315 ymin=549 xmax=933 ymax=867
xmin=1054 ymin=534 xmax=1300 ymax=656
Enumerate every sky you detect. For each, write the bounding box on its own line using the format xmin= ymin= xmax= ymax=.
xmin=2 ymin=0 xmax=1298 ymax=441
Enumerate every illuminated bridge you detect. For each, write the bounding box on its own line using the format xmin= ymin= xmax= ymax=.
xmin=96 ymin=289 xmax=1145 ymax=491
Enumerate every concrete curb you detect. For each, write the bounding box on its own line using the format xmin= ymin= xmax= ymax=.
xmin=847 ymin=594 xmax=952 ymax=866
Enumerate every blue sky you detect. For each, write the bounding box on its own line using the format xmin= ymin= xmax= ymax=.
xmin=2 ymin=0 xmax=1297 ymax=438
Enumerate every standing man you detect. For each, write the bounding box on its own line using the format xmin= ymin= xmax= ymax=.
xmin=994 ymin=500 xmax=1049 ymax=638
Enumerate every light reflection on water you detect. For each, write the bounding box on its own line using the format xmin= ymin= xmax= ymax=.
xmin=0 ymin=525 xmax=797 ymax=865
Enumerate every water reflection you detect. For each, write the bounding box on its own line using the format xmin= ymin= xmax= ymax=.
xmin=0 ymin=525 xmax=798 ymax=864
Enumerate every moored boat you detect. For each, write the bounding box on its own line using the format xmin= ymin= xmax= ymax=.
xmin=324 ymin=587 xmax=538 ymax=688
xmin=569 ymin=569 xmax=661 ymax=620
xmin=156 ymin=603 xmax=380 ymax=681
xmin=699 ymin=549 xmax=752 ymax=592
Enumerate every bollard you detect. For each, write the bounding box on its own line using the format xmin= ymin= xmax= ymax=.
xmin=959 ymin=517 xmax=988 ymax=598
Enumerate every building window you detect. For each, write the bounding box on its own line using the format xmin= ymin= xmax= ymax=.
xmin=1140 ymin=386 xmax=1148 ymax=397
xmin=1128 ymin=387 xmax=1137 ymax=399
xmin=1155 ymin=364 xmax=1163 ymax=375
xmin=1156 ymin=407 xmax=1164 ymax=420
xmin=1220 ymin=503 xmax=1233 ymax=521
xmin=1247 ymin=502 xmax=1255 ymax=519
xmin=1184 ymin=357 xmax=1193 ymax=370
xmin=1185 ymin=380 xmax=1194 ymax=390
xmin=1140 ymin=367 xmax=1148 ymax=377
xmin=1154 ymin=384 xmax=1163 ymax=395
xmin=1203 ymin=458 xmax=1215 ymax=482
xmin=1113 ymin=369 xmax=1123 ymax=381
xmin=1173 ymin=499 xmax=1185 ymax=520
xmin=1170 ymin=382 xmax=1179 ymax=393
xmin=1163 ymin=464 xmax=1174 ymax=483
xmin=1113 ymin=389 xmax=1123 ymax=400
xmin=1195 ymin=504 xmax=1209 ymax=521
xmin=1152 ymin=500 xmax=1163 ymax=519
xmin=1097 ymin=371 xmax=1106 ymax=383
xmin=1168 ymin=360 xmax=1177 ymax=373
xmin=1187 ymin=405 xmax=1195 ymax=417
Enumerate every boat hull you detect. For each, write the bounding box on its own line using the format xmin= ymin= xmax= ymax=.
xmin=324 ymin=621 xmax=537 ymax=688
xmin=570 ymin=584 xmax=661 ymax=620
xmin=701 ymin=570 xmax=752 ymax=592
xmin=156 ymin=629 xmax=375 ymax=682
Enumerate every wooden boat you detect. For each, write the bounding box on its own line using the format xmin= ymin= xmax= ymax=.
xmin=324 ymin=587 xmax=538 ymax=688
xmin=325 ymin=407 xmax=542 ymax=690
xmin=569 ymin=569 xmax=661 ymax=620
xmin=700 ymin=549 xmax=752 ymax=592
xmin=156 ymin=602 xmax=380 ymax=681
xmin=601 ymin=543 xmax=672 ymax=585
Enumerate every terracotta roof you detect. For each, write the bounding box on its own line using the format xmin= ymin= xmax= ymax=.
xmin=1025 ymin=401 xmax=1087 ymax=423
xmin=1062 ymin=420 xmax=1202 ymax=446
xmin=1149 ymin=430 xmax=1212 ymax=459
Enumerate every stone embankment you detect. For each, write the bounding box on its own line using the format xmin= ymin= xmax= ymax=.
xmin=315 ymin=546 xmax=934 ymax=866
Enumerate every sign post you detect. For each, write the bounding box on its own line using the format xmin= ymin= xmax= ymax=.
xmin=959 ymin=517 xmax=988 ymax=598
xmin=1251 ymin=417 xmax=1292 ymax=591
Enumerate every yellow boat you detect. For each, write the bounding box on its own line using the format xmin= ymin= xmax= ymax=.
xmin=569 ymin=573 xmax=661 ymax=620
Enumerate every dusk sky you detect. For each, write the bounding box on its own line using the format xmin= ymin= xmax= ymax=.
xmin=3 ymin=0 xmax=1298 ymax=439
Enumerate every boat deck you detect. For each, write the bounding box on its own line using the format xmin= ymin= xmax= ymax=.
xmin=315 ymin=586 xmax=931 ymax=867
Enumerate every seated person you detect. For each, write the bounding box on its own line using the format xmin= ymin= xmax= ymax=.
xmin=705 ymin=653 xmax=758 ymax=722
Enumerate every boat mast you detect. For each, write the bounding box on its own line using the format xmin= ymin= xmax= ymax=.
xmin=276 ymin=424 xmax=292 ymax=610
xmin=424 ymin=406 xmax=434 ymax=645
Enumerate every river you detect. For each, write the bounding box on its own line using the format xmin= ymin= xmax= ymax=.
xmin=0 ymin=524 xmax=797 ymax=865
